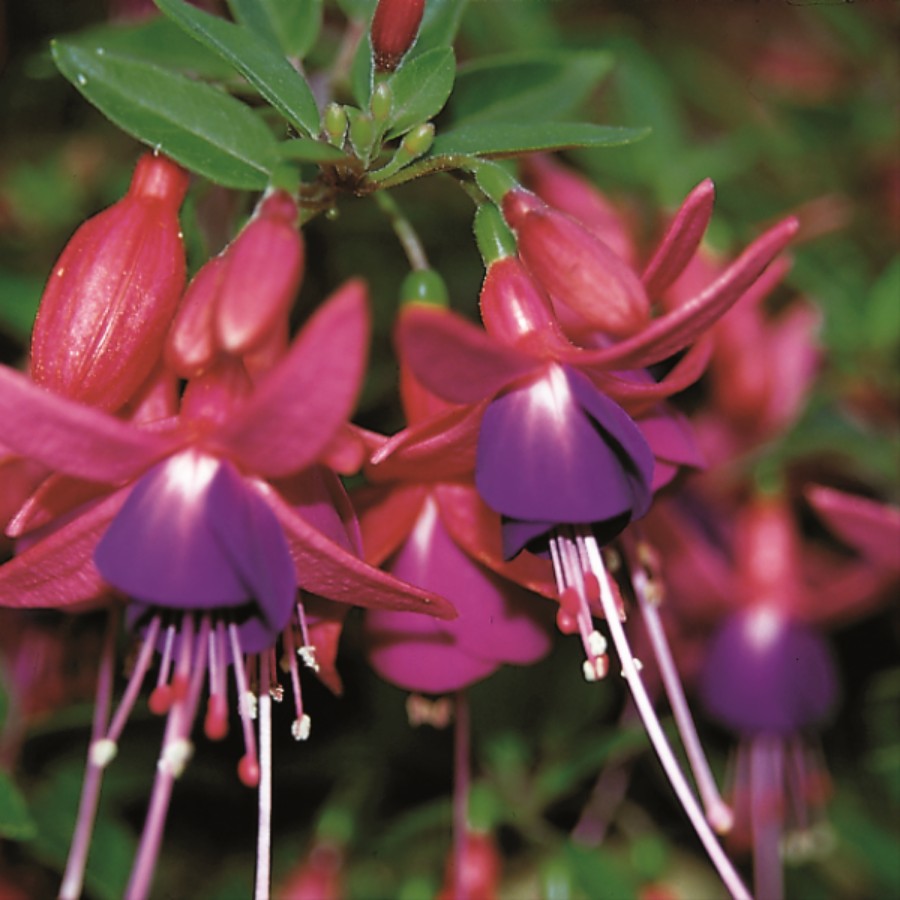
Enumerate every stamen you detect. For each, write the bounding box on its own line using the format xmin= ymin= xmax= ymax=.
xmin=158 ymin=738 xmax=194 ymax=778
xmin=204 ymin=622 xmax=229 ymax=740
xmin=149 ymin=620 xmax=177 ymax=714
xmin=281 ymin=623 xmax=309 ymax=738
xmin=106 ymin=615 xmax=162 ymax=745
xmin=583 ymin=534 xmax=752 ymax=900
xmin=254 ymin=654 xmax=273 ymax=900
xmin=228 ymin=623 xmax=260 ymax=787
xmin=89 ymin=738 xmax=118 ymax=768
xmin=60 ymin=609 xmax=119 ymax=900
xmin=632 ymin=547 xmax=734 ymax=833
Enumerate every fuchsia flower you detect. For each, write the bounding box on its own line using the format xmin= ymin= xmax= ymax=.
xmin=359 ymin=341 xmax=553 ymax=695
xmin=368 ymin=174 xmax=797 ymax=897
xmin=645 ymin=488 xmax=896 ymax=900
xmin=0 ymin=280 xmax=453 ymax=900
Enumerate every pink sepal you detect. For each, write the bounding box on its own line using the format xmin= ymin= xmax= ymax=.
xmin=435 ymin=483 xmax=557 ymax=597
xmin=0 ymin=366 xmax=179 ymax=484
xmin=354 ymin=482 xmax=429 ymax=566
xmin=213 ymin=280 xmax=369 ymax=477
xmin=0 ymin=488 xmax=127 ymax=609
xmin=396 ymin=306 xmax=534 ymax=404
xmin=366 ymin=402 xmax=486 ymax=483
xmin=641 ymin=179 xmax=716 ymax=296
xmin=559 ymin=217 xmax=799 ymax=371
xmin=7 ymin=474 xmax=110 ymax=538
xmin=255 ymin=480 xmax=457 ymax=620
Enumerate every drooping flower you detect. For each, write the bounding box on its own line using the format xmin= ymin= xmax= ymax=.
xmin=369 ymin=182 xmax=797 ymax=896
xmin=0 ymin=281 xmax=453 ymax=900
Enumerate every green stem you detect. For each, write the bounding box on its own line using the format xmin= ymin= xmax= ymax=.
xmin=374 ymin=191 xmax=429 ymax=271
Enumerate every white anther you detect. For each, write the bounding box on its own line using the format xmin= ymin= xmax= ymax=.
xmin=158 ymin=738 xmax=194 ymax=778
xmin=298 ymin=646 xmax=319 ymax=672
xmin=582 ymin=659 xmax=600 ymax=682
xmin=270 ymin=684 xmax=284 ymax=702
xmin=240 ymin=690 xmax=258 ymax=720
xmin=89 ymin=738 xmax=118 ymax=768
xmin=620 ymin=658 xmax=644 ymax=679
xmin=587 ymin=630 xmax=608 ymax=658
xmin=291 ymin=714 xmax=311 ymax=741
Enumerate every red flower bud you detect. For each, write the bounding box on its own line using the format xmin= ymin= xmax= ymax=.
xmin=479 ymin=256 xmax=569 ymax=356
xmin=165 ymin=191 xmax=304 ymax=378
xmin=371 ymin=0 xmax=425 ymax=72
xmin=30 ymin=153 xmax=189 ymax=412
xmin=502 ymin=188 xmax=650 ymax=339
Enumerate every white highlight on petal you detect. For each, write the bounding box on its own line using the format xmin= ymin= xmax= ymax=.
xmin=745 ymin=607 xmax=783 ymax=651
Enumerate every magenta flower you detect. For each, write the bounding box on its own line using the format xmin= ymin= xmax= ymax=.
xmin=0 ymin=281 xmax=453 ymax=900
xmin=646 ymin=489 xmax=895 ymax=900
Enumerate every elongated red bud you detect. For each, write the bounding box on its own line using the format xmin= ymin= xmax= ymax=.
xmin=215 ymin=191 xmax=304 ymax=356
xmin=165 ymin=191 xmax=303 ymax=377
xmin=436 ymin=831 xmax=502 ymax=900
xmin=503 ymin=188 xmax=650 ymax=339
xmin=30 ymin=153 xmax=189 ymax=411
xmin=371 ymin=0 xmax=425 ymax=72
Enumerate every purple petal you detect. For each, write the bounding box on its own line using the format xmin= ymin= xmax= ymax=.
xmin=476 ymin=365 xmax=654 ymax=526
xmin=699 ymin=610 xmax=839 ymax=735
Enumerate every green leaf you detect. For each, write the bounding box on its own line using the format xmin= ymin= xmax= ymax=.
xmin=278 ymin=138 xmax=350 ymax=163
xmin=865 ymin=257 xmax=900 ymax=354
xmin=66 ymin=18 xmax=235 ymax=78
xmin=0 ymin=273 xmax=42 ymax=340
xmin=224 ymin=0 xmax=281 ymax=46
xmin=432 ymin=122 xmax=649 ymax=158
xmin=449 ymin=51 xmax=612 ymax=128
xmin=412 ymin=0 xmax=470 ymax=58
xmin=154 ymin=0 xmax=320 ymax=136
xmin=350 ymin=32 xmax=374 ymax=108
xmin=262 ymin=0 xmax=323 ymax=58
xmin=0 ymin=772 xmax=36 ymax=841
xmin=51 ymin=41 xmax=279 ymax=189
xmin=386 ymin=47 xmax=456 ymax=138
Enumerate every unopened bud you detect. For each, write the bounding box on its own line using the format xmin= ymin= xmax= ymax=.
xmin=371 ymin=0 xmax=425 ymax=72
xmin=503 ymin=188 xmax=650 ymax=339
xmin=371 ymin=82 xmax=393 ymax=123
xmin=348 ymin=112 xmax=376 ymax=159
xmin=324 ymin=103 xmax=348 ymax=146
xmin=30 ymin=152 xmax=189 ymax=411
xmin=400 ymin=268 xmax=449 ymax=309
xmin=399 ymin=122 xmax=434 ymax=159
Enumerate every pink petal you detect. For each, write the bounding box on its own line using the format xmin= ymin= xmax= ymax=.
xmin=253 ymin=480 xmax=456 ymax=620
xmin=560 ymin=217 xmax=799 ymax=371
xmin=303 ymin=597 xmax=347 ymax=695
xmin=7 ymin=474 xmax=110 ymax=538
xmin=396 ymin=307 xmax=535 ymax=404
xmin=212 ymin=280 xmax=369 ymax=476
xmin=806 ymin=486 xmax=900 ymax=572
xmin=435 ymin=483 xmax=557 ymax=598
xmin=641 ymin=179 xmax=716 ymax=296
xmin=586 ymin=338 xmax=713 ymax=414
xmin=0 ymin=366 xmax=179 ymax=483
xmin=0 ymin=489 xmax=127 ymax=609
xmin=366 ymin=402 xmax=486 ymax=483
xmin=354 ymin=482 xmax=429 ymax=566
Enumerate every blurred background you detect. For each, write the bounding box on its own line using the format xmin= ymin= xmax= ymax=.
xmin=0 ymin=2 xmax=897 ymax=897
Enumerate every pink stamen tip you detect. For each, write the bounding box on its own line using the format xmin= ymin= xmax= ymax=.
xmin=170 ymin=674 xmax=190 ymax=702
xmin=204 ymin=696 xmax=229 ymax=741
xmin=559 ymin=586 xmax=582 ymax=618
xmin=583 ymin=572 xmax=601 ymax=603
xmin=556 ymin=608 xmax=580 ymax=635
xmin=148 ymin=685 xmax=173 ymax=715
xmin=238 ymin=753 xmax=261 ymax=788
